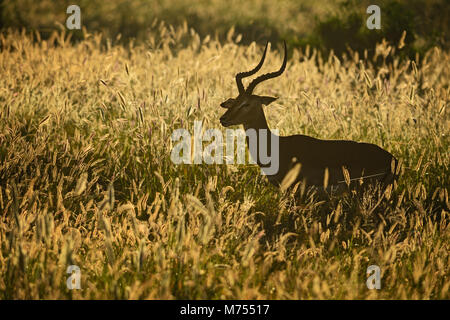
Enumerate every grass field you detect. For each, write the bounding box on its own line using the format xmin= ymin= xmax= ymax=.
xmin=0 ymin=23 xmax=448 ymax=299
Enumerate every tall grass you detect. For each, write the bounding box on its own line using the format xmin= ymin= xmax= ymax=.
xmin=0 ymin=25 xmax=448 ymax=299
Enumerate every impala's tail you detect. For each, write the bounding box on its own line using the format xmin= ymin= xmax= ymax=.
xmin=383 ymin=156 xmax=400 ymax=187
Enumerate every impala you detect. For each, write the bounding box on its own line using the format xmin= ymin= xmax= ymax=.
xmin=219 ymin=41 xmax=398 ymax=193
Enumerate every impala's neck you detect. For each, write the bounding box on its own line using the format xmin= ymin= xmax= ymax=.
xmin=243 ymin=107 xmax=278 ymax=170
xmin=243 ymin=106 xmax=270 ymax=132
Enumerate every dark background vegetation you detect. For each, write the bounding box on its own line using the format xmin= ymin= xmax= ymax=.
xmin=0 ymin=0 xmax=448 ymax=59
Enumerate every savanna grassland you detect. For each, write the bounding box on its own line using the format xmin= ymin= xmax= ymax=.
xmin=0 ymin=22 xmax=449 ymax=299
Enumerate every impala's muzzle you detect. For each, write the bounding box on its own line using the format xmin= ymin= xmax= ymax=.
xmin=219 ymin=115 xmax=231 ymax=127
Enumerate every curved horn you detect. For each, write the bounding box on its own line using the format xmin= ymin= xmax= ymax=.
xmin=235 ymin=41 xmax=269 ymax=94
xmin=245 ymin=41 xmax=287 ymax=95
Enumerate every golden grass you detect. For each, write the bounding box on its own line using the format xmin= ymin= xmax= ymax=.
xmin=0 ymin=26 xmax=448 ymax=299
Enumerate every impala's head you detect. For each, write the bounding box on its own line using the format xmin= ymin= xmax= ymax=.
xmin=219 ymin=41 xmax=287 ymax=127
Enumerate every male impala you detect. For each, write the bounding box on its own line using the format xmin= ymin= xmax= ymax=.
xmin=219 ymin=41 xmax=398 ymax=193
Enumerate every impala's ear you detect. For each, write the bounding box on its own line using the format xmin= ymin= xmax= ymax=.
xmin=259 ymin=96 xmax=277 ymax=106
xmin=220 ymin=98 xmax=234 ymax=109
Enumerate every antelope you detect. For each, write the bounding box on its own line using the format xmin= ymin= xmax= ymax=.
xmin=219 ymin=41 xmax=398 ymax=193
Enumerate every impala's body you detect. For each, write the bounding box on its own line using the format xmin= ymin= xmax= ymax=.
xmin=220 ymin=42 xmax=398 ymax=192
xmin=277 ymin=135 xmax=396 ymax=186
